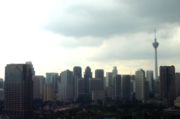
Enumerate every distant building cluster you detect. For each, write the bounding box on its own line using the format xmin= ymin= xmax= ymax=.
xmin=1 ymin=34 xmax=180 ymax=118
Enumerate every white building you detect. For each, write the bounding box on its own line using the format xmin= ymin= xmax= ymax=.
xmin=146 ymin=70 xmax=154 ymax=92
xmin=58 ymin=70 xmax=74 ymax=101
xmin=106 ymin=72 xmax=113 ymax=88
xmin=33 ymin=76 xmax=45 ymax=99
xmin=135 ymin=69 xmax=145 ymax=101
xmin=92 ymin=90 xmax=105 ymax=101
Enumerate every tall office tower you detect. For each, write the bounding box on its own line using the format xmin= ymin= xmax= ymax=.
xmin=146 ymin=70 xmax=154 ymax=92
xmin=114 ymin=75 xmax=121 ymax=101
xmin=112 ymin=66 xmax=118 ymax=76
xmin=130 ymin=75 xmax=135 ymax=80
xmin=95 ymin=69 xmax=104 ymax=89
xmin=103 ymin=77 xmax=106 ymax=90
xmin=33 ymin=76 xmax=45 ymax=99
xmin=89 ymin=78 xmax=103 ymax=94
xmin=0 ymin=89 xmax=4 ymax=100
xmin=46 ymin=73 xmax=58 ymax=92
xmin=44 ymin=83 xmax=53 ymax=102
xmin=26 ymin=61 xmax=35 ymax=76
xmin=152 ymin=30 xmax=159 ymax=80
xmin=73 ymin=66 xmax=82 ymax=78
xmin=2 ymin=64 xmax=33 ymax=118
xmin=74 ymin=76 xmax=79 ymax=100
xmin=106 ymin=72 xmax=113 ymax=88
xmin=154 ymin=79 xmax=160 ymax=98
xmin=78 ymin=78 xmax=85 ymax=94
xmin=160 ymin=66 xmax=176 ymax=107
xmin=175 ymin=73 xmax=180 ymax=96
xmin=0 ymin=78 xmax=4 ymax=89
xmin=59 ymin=70 xmax=74 ymax=101
xmin=144 ymin=81 xmax=150 ymax=99
xmin=122 ymin=75 xmax=131 ymax=100
xmin=135 ymin=69 xmax=145 ymax=101
xmin=84 ymin=66 xmax=92 ymax=93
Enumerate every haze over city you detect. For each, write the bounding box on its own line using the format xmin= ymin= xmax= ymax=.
xmin=0 ymin=0 xmax=180 ymax=78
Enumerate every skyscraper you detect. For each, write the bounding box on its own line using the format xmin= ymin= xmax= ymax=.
xmin=106 ymin=72 xmax=113 ymax=88
xmin=0 ymin=78 xmax=4 ymax=89
xmin=84 ymin=66 xmax=92 ymax=93
xmin=58 ymin=70 xmax=74 ymax=101
xmin=160 ymin=66 xmax=175 ymax=107
xmin=26 ymin=61 xmax=35 ymax=76
xmin=175 ymin=73 xmax=180 ymax=96
xmin=135 ymin=69 xmax=145 ymax=101
xmin=122 ymin=75 xmax=131 ymax=100
xmin=33 ymin=76 xmax=45 ymax=99
xmin=89 ymin=78 xmax=103 ymax=94
xmin=146 ymin=70 xmax=154 ymax=92
xmin=112 ymin=66 xmax=118 ymax=76
xmin=73 ymin=66 xmax=82 ymax=78
xmin=46 ymin=73 xmax=58 ymax=92
xmin=3 ymin=64 xmax=33 ymax=118
xmin=152 ymin=30 xmax=159 ymax=80
xmin=114 ymin=75 xmax=121 ymax=101
xmin=95 ymin=69 xmax=104 ymax=89
xmin=44 ymin=83 xmax=53 ymax=102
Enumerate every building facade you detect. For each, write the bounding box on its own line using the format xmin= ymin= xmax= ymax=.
xmin=73 ymin=66 xmax=82 ymax=78
xmin=112 ymin=66 xmax=118 ymax=76
xmin=122 ymin=75 xmax=131 ymax=100
xmin=106 ymin=72 xmax=113 ymax=88
xmin=114 ymin=75 xmax=121 ymax=101
xmin=175 ymin=73 xmax=180 ymax=96
xmin=2 ymin=64 xmax=33 ymax=118
xmin=146 ymin=70 xmax=154 ymax=92
xmin=160 ymin=66 xmax=176 ymax=107
xmin=84 ymin=66 xmax=92 ymax=93
xmin=135 ymin=69 xmax=145 ymax=101
xmin=89 ymin=78 xmax=103 ymax=94
xmin=44 ymin=83 xmax=53 ymax=102
xmin=33 ymin=76 xmax=45 ymax=99
xmin=95 ymin=69 xmax=104 ymax=89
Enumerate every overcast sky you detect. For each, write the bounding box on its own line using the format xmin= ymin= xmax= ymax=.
xmin=0 ymin=0 xmax=180 ymax=79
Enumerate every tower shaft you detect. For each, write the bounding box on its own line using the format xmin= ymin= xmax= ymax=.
xmin=155 ymin=48 xmax=158 ymax=80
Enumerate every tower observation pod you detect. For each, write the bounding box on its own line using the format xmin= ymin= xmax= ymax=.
xmin=152 ymin=29 xmax=159 ymax=80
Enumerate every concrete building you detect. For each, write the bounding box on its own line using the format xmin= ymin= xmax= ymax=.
xmin=74 ymin=76 xmax=79 ymax=100
xmin=122 ymin=75 xmax=131 ymax=100
xmin=26 ymin=61 xmax=35 ymax=76
xmin=112 ymin=66 xmax=118 ymax=76
xmin=0 ymin=78 xmax=3 ymax=89
xmin=89 ymin=78 xmax=103 ymax=94
xmin=95 ymin=69 xmax=104 ymax=89
xmin=145 ymin=81 xmax=149 ymax=99
xmin=78 ymin=78 xmax=85 ymax=94
xmin=130 ymin=79 xmax=135 ymax=94
xmin=0 ymin=89 xmax=4 ymax=100
xmin=114 ymin=75 xmax=121 ymax=101
xmin=135 ymin=69 xmax=145 ymax=101
xmin=44 ymin=83 xmax=53 ymax=102
xmin=106 ymin=72 xmax=113 ymax=88
xmin=84 ymin=66 xmax=92 ymax=93
xmin=33 ymin=76 xmax=45 ymax=99
xmin=46 ymin=73 xmax=58 ymax=92
xmin=154 ymin=79 xmax=160 ymax=99
xmin=175 ymin=73 xmax=180 ymax=96
xmin=73 ymin=66 xmax=82 ymax=78
xmin=2 ymin=64 xmax=33 ymax=118
xmin=58 ymin=70 xmax=74 ymax=101
xmin=92 ymin=90 xmax=105 ymax=101
xmin=160 ymin=66 xmax=176 ymax=107
xmin=146 ymin=70 xmax=154 ymax=92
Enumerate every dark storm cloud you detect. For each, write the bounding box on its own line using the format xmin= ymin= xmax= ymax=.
xmin=42 ymin=0 xmax=180 ymax=38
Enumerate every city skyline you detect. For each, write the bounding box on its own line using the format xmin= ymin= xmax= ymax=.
xmin=0 ymin=0 xmax=180 ymax=78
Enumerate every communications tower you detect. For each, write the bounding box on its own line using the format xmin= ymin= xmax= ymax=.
xmin=152 ymin=29 xmax=159 ymax=80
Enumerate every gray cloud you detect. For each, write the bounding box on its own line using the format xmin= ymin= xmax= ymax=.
xmin=42 ymin=0 xmax=180 ymax=38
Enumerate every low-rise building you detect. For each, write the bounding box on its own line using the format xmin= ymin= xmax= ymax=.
xmin=174 ymin=97 xmax=180 ymax=107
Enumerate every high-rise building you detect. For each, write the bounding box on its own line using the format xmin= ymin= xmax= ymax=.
xmin=146 ymin=70 xmax=154 ymax=92
xmin=0 ymin=78 xmax=4 ymax=89
xmin=114 ymin=75 xmax=121 ymax=101
xmin=46 ymin=73 xmax=58 ymax=92
xmin=122 ymin=75 xmax=131 ymax=100
xmin=78 ymin=78 xmax=85 ymax=94
xmin=175 ymin=73 xmax=180 ymax=96
xmin=89 ymin=78 xmax=103 ymax=94
xmin=73 ymin=66 xmax=82 ymax=78
xmin=144 ymin=81 xmax=149 ymax=99
xmin=26 ymin=61 xmax=35 ymax=76
xmin=84 ymin=66 xmax=92 ymax=93
xmin=2 ymin=64 xmax=33 ymax=118
xmin=152 ymin=30 xmax=159 ymax=80
xmin=112 ymin=66 xmax=118 ymax=76
xmin=95 ymin=69 xmax=104 ymax=89
xmin=74 ymin=76 xmax=79 ymax=100
xmin=106 ymin=72 xmax=113 ymax=88
xmin=44 ymin=83 xmax=53 ymax=102
xmin=33 ymin=76 xmax=45 ymax=99
xmin=160 ymin=66 xmax=176 ymax=107
xmin=58 ymin=70 xmax=74 ymax=101
xmin=135 ymin=69 xmax=145 ymax=101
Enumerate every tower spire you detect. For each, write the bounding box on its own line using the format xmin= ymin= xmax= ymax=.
xmin=154 ymin=29 xmax=156 ymax=42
